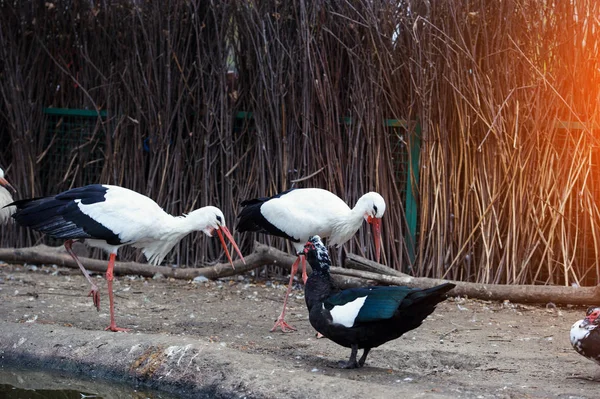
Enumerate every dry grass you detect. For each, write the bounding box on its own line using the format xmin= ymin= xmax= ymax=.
xmin=1 ymin=1 xmax=599 ymax=285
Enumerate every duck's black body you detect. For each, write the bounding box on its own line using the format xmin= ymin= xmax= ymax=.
xmin=304 ymin=235 xmax=455 ymax=368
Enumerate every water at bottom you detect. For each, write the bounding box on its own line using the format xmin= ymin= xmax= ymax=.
xmin=0 ymin=366 xmax=180 ymax=399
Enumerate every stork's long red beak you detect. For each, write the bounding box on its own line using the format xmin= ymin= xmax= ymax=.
xmin=216 ymin=225 xmax=246 ymax=269
xmin=367 ymin=216 xmax=382 ymax=263
xmin=0 ymin=177 xmax=16 ymax=194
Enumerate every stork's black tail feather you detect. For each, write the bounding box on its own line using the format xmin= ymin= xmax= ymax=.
xmin=236 ymin=198 xmax=266 ymax=232
xmin=8 ymin=184 xmax=119 ymax=243
xmin=9 ymin=196 xmax=64 ymax=228
xmin=236 ymin=188 xmax=296 ymax=233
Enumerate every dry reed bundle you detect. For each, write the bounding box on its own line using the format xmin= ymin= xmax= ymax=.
xmin=1 ymin=1 xmax=599 ymax=287
xmin=407 ymin=0 xmax=600 ymax=285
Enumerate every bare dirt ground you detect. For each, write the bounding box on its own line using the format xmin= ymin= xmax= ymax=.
xmin=0 ymin=261 xmax=599 ymax=398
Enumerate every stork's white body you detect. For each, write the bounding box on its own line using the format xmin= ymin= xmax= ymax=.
xmin=259 ymin=188 xmax=374 ymax=253
xmin=0 ymin=168 xmax=15 ymax=224
xmin=0 ymin=186 xmax=14 ymax=224
xmin=240 ymin=188 xmax=385 ymax=252
xmin=74 ymin=185 xmax=223 ymax=265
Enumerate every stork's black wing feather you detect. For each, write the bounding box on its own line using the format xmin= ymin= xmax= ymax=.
xmin=236 ymin=188 xmax=297 ymax=240
xmin=10 ymin=184 xmax=122 ymax=244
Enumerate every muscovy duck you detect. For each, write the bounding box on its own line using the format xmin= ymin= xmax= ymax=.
xmin=303 ymin=235 xmax=455 ymax=368
xmin=570 ymin=307 xmax=600 ymax=364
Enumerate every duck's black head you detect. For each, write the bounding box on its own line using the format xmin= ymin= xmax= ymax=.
xmin=584 ymin=306 xmax=600 ymax=326
xmin=304 ymin=235 xmax=331 ymax=274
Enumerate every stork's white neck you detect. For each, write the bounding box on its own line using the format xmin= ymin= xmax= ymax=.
xmin=328 ymin=196 xmax=370 ymax=246
xmin=135 ymin=207 xmax=220 ymax=266
xmin=172 ymin=208 xmax=217 ymax=237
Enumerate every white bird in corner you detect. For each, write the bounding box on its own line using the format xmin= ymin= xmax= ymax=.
xmin=0 ymin=167 xmax=16 ymax=224
xmin=9 ymin=184 xmax=246 ymax=332
xmin=236 ymin=187 xmax=386 ymax=332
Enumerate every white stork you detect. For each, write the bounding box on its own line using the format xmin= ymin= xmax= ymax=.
xmin=237 ymin=188 xmax=386 ymax=332
xmin=0 ymin=168 xmax=16 ymax=223
xmin=9 ymin=184 xmax=245 ymax=332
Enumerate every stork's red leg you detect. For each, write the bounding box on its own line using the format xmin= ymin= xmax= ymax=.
xmin=300 ymin=254 xmax=308 ymax=284
xmin=271 ymin=256 xmax=301 ymax=332
xmin=64 ymin=239 xmax=100 ymax=311
xmin=105 ymin=253 xmax=130 ymax=332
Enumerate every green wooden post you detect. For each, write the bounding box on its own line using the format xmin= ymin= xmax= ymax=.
xmin=404 ymin=121 xmax=421 ymax=266
xmin=43 ymin=107 xmax=108 ymax=118
xmin=385 ymin=118 xmax=420 ymax=267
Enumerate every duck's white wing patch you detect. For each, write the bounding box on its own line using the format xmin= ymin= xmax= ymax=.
xmin=570 ymin=319 xmax=592 ymax=350
xmin=328 ymin=296 xmax=367 ymax=328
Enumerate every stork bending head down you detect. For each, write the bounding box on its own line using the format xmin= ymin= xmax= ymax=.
xmin=237 ymin=187 xmax=385 ymax=332
xmin=9 ymin=184 xmax=245 ymax=332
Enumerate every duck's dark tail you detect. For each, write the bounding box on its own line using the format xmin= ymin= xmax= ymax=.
xmin=394 ymin=282 xmax=456 ymax=331
xmin=406 ymin=282 xmax=456 ymax=305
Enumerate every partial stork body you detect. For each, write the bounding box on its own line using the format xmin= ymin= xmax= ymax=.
xmin=237 ymin=188 xmax=385 ymax=332
xmin=0 ymin=168 xmax=16 ymax=224
xmin=9 ymin=184 xmax=245 ymax=332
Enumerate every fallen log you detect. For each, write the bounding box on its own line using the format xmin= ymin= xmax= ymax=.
xmin=0 ymin=243 xmax=298 ymax=280
xmin=342 ymin=252 xmax=409 ymax=277
xmin=1 ymin=244 xmax=600 ymax=306
xmin=333 ymin=267 xmax=600 ymax=306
